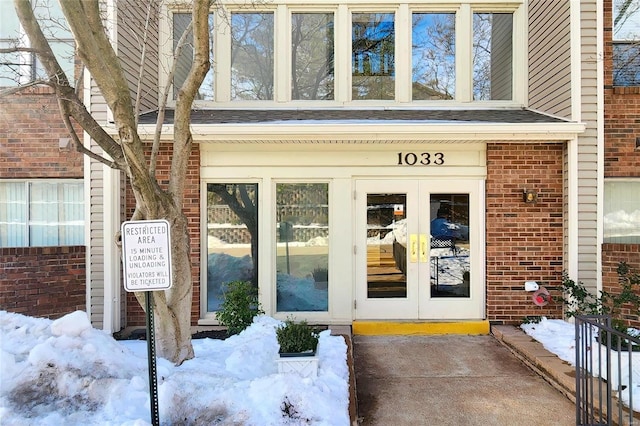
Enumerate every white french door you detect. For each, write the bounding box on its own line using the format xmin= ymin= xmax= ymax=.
xmin=354 ymin=179 xmax=484 ymax=320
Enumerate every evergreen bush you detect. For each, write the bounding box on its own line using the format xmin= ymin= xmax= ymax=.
xmin=216 ymin=281 xmax=264 ymax=336
xmin=276 ymin=318 xmax=319 ymax=355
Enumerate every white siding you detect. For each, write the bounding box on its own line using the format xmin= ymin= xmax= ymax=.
xmin=528 ymin=0 xmax=572 ymax=118
xmin=576 ymin=0 xmax=600 ymax=292
xmin=117 ymin=0 xmax=159 ymax=113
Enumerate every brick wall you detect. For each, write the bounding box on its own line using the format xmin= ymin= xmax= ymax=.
xmin=125 ymin=144 xmax=201 ymax=327
xmin=0 ymin=86 xmax=86 ymax=321
xmin=603 ymin=0 xmax=640 ymax=178
xmin=602 ymin=244 xmax=640 ymax=328
xmin=486 ymin=142 xmax=565 ymax=324
xmin=0 ymin=86 xmax=84 ymax=178
xmin=602 ymin=1 xmax=640 ymax=328
xmin=0 ymin=246 xmax=86 ymax=318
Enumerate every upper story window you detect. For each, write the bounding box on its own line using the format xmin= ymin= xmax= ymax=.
xmin=412 ymin=13 xmax=455 ymax=100
xmin=352 ymin=13 xmax=395 ymax=100
xmin=292 ymin=13 xmax=334 ymax=100
xmin=163 ymin=1 xmax=524 ymax=106
xmin=231 ymin=12 xmax=275 ymax=100
xmin=473 ymin=13 xmax=513 ymax=100
xmin=613 ymin=0 xmax=640 ymax=86
xmin=0 ymin=180 xmax=84 ymax=248
xmin=0 ymin=0 xmax=75 ymax=87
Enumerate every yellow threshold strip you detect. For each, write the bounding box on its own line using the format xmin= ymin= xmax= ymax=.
xmin=352 ymin=320 xmax=490 ymax=336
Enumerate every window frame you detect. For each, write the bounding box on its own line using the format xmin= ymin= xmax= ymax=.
xmin=603 ymin=178 xmax=640 ymax=244
xmin=0 ymin=179 xmax=85 ymax=248
xmin=0 ymin=0 xmax=75 ymax=87
xmin=160 ymin=0 xmax=526 ymax=107
xmin=273 ymin=181 xmax=331 ymax=313
xmin=612 ymin=0 xmax=640 ymax=86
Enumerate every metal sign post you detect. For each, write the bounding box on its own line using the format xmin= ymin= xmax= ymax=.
xmin=121 ymin=219 xmax=172 ymax=426
xmin=145 ymin=292 xmax=160 ymax=426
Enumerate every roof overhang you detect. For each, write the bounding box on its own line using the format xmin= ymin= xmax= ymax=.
xmin=133 ymin=121 xmax=585 ymax=144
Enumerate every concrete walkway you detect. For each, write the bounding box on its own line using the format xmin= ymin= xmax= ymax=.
xmin=353 ymin=327 xmax=576 ymax=425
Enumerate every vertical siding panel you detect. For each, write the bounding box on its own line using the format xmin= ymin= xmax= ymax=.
xmin=528 ymin=0 xmax=572 ymax=118
xmin=577 ymin=0 xmax=600 ymax=292
xmin=117 ymin=0 xmax=159 ymax=113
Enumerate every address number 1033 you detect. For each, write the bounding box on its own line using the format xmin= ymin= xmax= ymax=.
xmin=397 ymin=152 xmax=445 ymax=166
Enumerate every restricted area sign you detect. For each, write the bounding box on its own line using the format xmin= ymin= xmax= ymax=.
xmin=121 ymin=220 xmax=172 ymax=292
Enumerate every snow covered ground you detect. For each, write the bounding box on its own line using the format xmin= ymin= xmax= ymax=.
xmin=521 ymin=317 xmax=640 ymax=411
xmin=4 ymin=310 xmax=640 ymax=424
xmin=0 ymin=311 xmax=349 ymax=426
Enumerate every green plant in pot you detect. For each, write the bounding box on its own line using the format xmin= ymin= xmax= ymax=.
xmin=276 ymin=318 xmax=319 ymax=357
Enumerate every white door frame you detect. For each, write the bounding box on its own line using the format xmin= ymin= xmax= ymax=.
xmin=354 ymin=178 xmax=485 ymax=320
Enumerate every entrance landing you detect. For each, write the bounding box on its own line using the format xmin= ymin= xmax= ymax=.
xmin=352 ymin=320 xmax=490 ymax=335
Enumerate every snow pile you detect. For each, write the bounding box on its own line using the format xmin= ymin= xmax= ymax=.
xmin=0 ymin=311 xmax=349 ymax=425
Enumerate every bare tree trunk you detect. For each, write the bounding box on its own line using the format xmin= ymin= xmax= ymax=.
xmin=12 ymin=0 xmax=210 ymax=365
xmin=135 ymin=210 xmax=194 ymax=363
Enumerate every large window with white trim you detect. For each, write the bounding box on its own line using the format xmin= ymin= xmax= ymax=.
xmin=0 ymin=180 xmax=84 ymax=247
xmin=165 ymin=1 xmax=524 ymax=105
xmin=604 ymin=180 xmax=640 ymax=244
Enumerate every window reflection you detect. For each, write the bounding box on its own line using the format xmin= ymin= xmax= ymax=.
xmin=206 ymin=184 xmax=258 ymax=311
xmin=604 ymin=180 xmax=640 ymax=243
xmin=412 ymin=13 xmax=455 ymax=100
xmin=276 ymin=183 xmax=329 ymax=312
xmin=292 ymin=13 xmax=335 ymax=100
xmin=430 ymin=194 xmax=470 ymax=298
xmin=173 ymin=13 xmax=214 ymax=100
xmin=231 ymin=13 xmax=274 ymax=100
xmin=352 ymin=13 xmax=395 ymax=100
xmin=473 ymin=13 xmax=513 ymax=100
xmin=367 ymin=194 xmax=408 ymax=298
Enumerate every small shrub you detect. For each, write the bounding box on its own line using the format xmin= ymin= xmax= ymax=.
xmin=216 ymin=281 xmax=264 ymax=336
xmin=560 ymin=263 xmax=640 ymax=347
xmin=276 ymin=318 xmax=319 ymax=354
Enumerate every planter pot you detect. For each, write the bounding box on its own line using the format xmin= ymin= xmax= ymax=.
xmin=276 ymin=353 xmax=319 ymax=378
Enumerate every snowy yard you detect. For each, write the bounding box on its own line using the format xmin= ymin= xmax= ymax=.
xmin=0 ymin=311 xmax=350 ymax=425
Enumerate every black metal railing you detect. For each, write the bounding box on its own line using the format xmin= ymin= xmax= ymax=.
xmin=575 ymin=315 xmax=640 ymax=426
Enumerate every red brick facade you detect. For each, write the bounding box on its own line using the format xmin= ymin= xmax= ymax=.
xmin=0 ymin=86 xmax=84 ymax=177
xmin=602 ymin=0 xmax=640 ymax=326
xmin=124 ymin=144 xmax=201 ymax=327
xmin=602 ymin=244 xmax=640 ymax=328
xmin=0 ymin=246 xmax=86 ymax=319
xmin=0 ymin=86 xmax=86 ymax=319
xmin=485 ymin=142 xmax=565 ymax=324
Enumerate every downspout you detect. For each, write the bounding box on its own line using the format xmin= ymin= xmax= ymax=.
xmin=568 ymin=0 xmax=582 ymax=282
xmin=84 ymin=70 xmax=92 ymax=321
xmin=102 ymin=0 xmax=121 ymax=333
xmin=596 ymin=0 xmax=604 ymax=294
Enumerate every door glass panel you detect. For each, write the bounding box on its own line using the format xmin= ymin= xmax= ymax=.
xmin=206 ymin=183 xmax=258 ymax=311
xmin=366 ymin=193 xmax=407 ymax=298
xmin=276 ymin=183 xmax=329 ymax=312
xmin=430 ymin=194 xmax=470 ymax=298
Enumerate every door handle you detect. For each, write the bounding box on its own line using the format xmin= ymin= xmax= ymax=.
xmin=419 ymin=234 xmax=428 ymax=262
xmin=410 ymin=234 xmax=418 ymax=263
